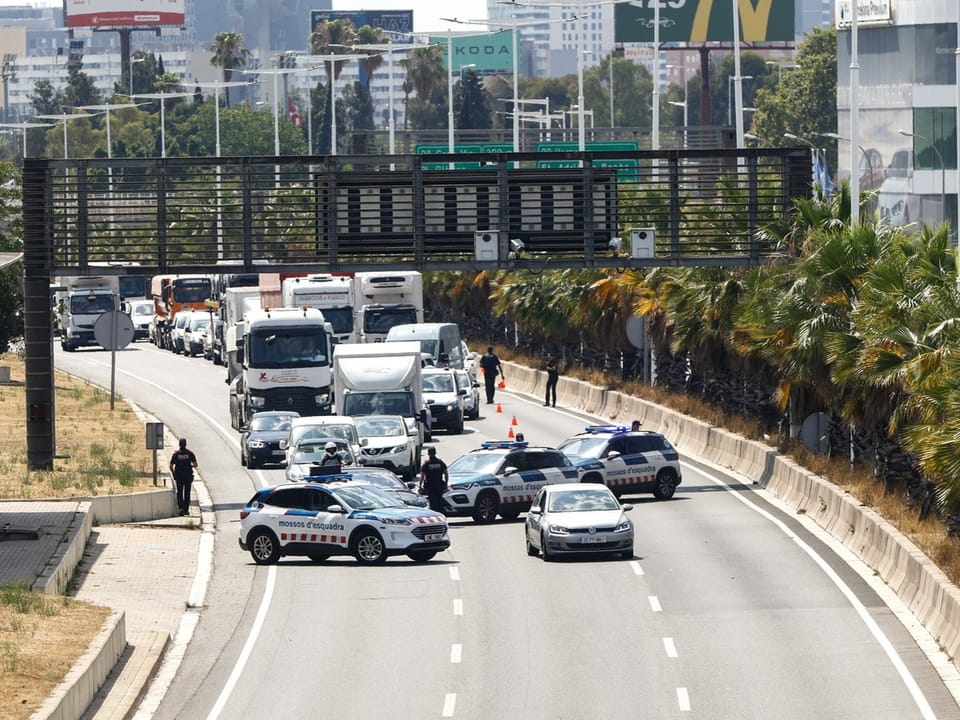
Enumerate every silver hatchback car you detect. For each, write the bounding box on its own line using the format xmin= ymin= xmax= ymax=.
xmin=525 ymin=483 xmax=634 ymax=561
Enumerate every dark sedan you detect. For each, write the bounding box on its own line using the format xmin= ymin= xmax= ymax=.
xmin=241 ymin=411 xmax=300 ymax=469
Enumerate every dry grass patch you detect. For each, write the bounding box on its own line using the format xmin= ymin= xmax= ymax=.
xmin=0 ymin=582 xmax=110 ymax=720
xmin=0 ymin=353 xmax=157 ymax=499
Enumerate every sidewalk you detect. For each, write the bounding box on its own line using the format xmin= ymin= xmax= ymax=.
xmin=0 ymin=478 xmax=212 ymax=720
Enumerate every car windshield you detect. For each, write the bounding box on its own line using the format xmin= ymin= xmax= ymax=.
xmin=250 ymin=414 xmax=295 ymax=432
xmin=292 ymin=424 xmax=358 ymax=446
xmin=293 ymin=441 xmax=350 ymax=464
xmin=70 ymin=293 xmax=115 ymax=314
xmin=557 ymin=436 xmax=609 ymax=458
xmin=355 ymin=417 xmax=405 ymax=437
xmin=348 ymin=471 xmax=403 ymax=489
xmin=190 ymin=318 xmax=210 ymax=331
xmin=449 ymin=452 xmax=505 ymax=475
xmin=333 ymin=484 xmax=404 ymax=510
xmin=248 ymin=330 xmax=330 ymax=368
xmin=131 ymin=304 xmax=153 ymax=316
xmin=423 ymin=374 xmax=455 ymax=393
xmin=455 ymin=372 xmax=470 ymax=388
xmin=547 ymin=489 xmax=620 ymax=513
xmin=343 ymin=392 xmax=414 ymax=417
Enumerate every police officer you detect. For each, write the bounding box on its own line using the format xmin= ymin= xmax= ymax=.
xmin=320 ymin=441 xmax=342 ymax=469
xmin=419 ymin=447 xmax=449 ymax=514
xmin=478 ymin=346 xmax=504 ymax=404
xmin=169 ymin=438 xmax=198 ymax=516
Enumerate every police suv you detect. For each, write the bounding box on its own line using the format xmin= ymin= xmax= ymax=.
xmin=239 ymin=477 xmax=449 ymax=565
xmin=557 ymin=425 xmax=682 ymax=500
xmin=442 ymin=441 xmax=582 ymax=523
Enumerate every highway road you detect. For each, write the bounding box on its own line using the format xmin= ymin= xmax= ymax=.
xmin=57 ymin=341 xmax=960 ymax=719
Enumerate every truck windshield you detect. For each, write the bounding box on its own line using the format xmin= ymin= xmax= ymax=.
xmin=320 ymin=307 xmax=353 ymax=334
xmin=363 ymin=307 xmax=418 ymax=334
xmin=248 ymin=329 xmax=330 ymax=368
xmin=343 ymin=392 xmax=414 ymax=418
xmin=70 ymin=294 xmax=115 ymax=314
xmin=171 ymin=280 xmax=212 ymax=304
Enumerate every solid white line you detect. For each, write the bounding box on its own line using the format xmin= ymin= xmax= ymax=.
xmin=442 ymin=693 xmax=457 ymax=717
xmin=449 ymin=566 xmax=460 ymax=581
xmin=648 ymin=595 xmax=662 ymax=613
xmin=450 ymin=644 xmax=462 ymax=663
xmin=453 ymin=598 xmax=463 ymax=616
xmin=677 ymin=687 xmax=691 ymax=712
xmin=206 ymin=565 xmax=277 ymax=720
xmin=630 ymin=560 xmax=644 ymax=576
xmin=663 ymin=637 xmax=678 ymax=658
xmin=693 ymin=464 xmax=937 ymax=720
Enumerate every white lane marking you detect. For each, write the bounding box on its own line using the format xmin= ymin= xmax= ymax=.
xmin=648 ymin=595 xmax=662 ymax=613
xmin=677 ymin=687 xmax=691 ymax=712
xmin=442 ymin=693 xmax=457 ymax=717
xmin=663 ymin=637 xmax=678 ymax=658
xmin=206 ymin=565 xmax=276 ymax=720
xmin=630 ymin=560 xmax=644 ymax=576
xmin=450 ymin=644 xmax=462 ymax=663
xmin=694 ymin=465 xmax=937 ymax=720
xmin=453 ymin=598 xmax=463 ymax=616
xmin=449 ymin=566 xmax=460 ymax=581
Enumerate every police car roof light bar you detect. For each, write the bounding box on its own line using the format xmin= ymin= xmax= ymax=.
xmin=305 ymin=472 xmax=353 ymax=483
xmin=480 ymin=440 xmax=529 ymax=449
xmin=584 ymin=425 xmax=628 ymax=434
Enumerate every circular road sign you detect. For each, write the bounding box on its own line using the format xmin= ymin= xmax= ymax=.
xmin=94 ymin=310 xmax=135 ymax=351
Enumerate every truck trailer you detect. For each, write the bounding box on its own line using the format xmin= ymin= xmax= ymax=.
xmin=282 ymin=273 xmax=356 ymax=344
xmin=353 ymin=271 xmax=424 ymax=343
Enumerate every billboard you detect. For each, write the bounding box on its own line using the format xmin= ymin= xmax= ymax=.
xmin=64 ymin=0 xmax=185 ymax=29
xmin=428 ymin=34 xmax=515 ymax=74
xmin=310 ymin=10 xmax=414 ymax=39
xmin=614 ymin=0 xmax=794 ymax=44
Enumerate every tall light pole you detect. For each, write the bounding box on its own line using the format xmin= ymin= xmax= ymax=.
xmin=899 ymin=128 xmax=946 ymax=224
xmin=728 ymin=74 xmax=752 ymax=126
xmin=37 ymin=112 xmax=96 ymax=160
xmin=0 ymin=121 xmax=52 ymax=160
xmin=130 ymin=92 xmax=193 ymax=158
xmin=822 ymin=131 xmax=873 ymax=193
xmin=785 ymin=132 xmax=825 ymax=197
xmin=129 ymin=56 xmax=145 ymax=98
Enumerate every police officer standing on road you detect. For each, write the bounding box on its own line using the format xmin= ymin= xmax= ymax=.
xmin=544 ymin=353 xmax=559 ymax=407
xmin=169 ymin=438 xmax=198 ymax=516
xmin=419 ymin=447 xmax=449 ymax=514
xmin=479 ymin=346 xmax=504 ymax=404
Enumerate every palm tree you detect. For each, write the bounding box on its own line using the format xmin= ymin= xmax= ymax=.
xmin=209 ymin=32 xmax=251 ymax=108
xmin=310 ymin=19 xmax=359 ymax=154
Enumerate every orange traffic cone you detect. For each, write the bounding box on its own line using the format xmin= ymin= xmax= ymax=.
xmin=511 ymin=416 xmax=518 ymax=426
xmin=496 ymin=404 xmax=503 ymax=414
xmin=508 ymin=427 xmax=515 ymax=439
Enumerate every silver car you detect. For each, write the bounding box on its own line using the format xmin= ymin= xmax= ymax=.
xmin=525 ymin=483 xmax=634 ymax=561
xmin=285 ymin=437 xmax=359 ymax=482
xmin=454 ymin=369 xmax=480 ymax=420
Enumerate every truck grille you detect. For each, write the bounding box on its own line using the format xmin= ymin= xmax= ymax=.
xmin=261 ymin=387 xmax=325 ymax=416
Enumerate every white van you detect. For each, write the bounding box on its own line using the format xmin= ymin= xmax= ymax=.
xmin=281 ymin=415 xmax=366 ymax=467
xmin=385 ymin=323 xmax=464 ymax=369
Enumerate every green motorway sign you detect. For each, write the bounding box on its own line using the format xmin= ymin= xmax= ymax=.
xmin=417 ymin=143 xmax=515 ymax=171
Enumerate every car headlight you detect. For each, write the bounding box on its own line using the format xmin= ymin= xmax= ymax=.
xmin=615 ymin=518 xmax=632 ymax=533
xmin=315 ymin=392 xmax=329 ymax=405
xmin=248 ymin=440 xmax=266 ymax=448
xmin=378 ymin=516 xmax=411 ymax=526
xmin=249 ymin=396 xmax=266 ymax=408
xmin=389 ymin=445 xmax=408 ymax=454
xmin=445 ymin=403 xmax=456 ymax=412
xmin=548 ymin=524 xmax=570 ymax=535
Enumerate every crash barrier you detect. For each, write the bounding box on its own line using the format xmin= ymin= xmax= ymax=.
xmin=503 ymin=359 xmax=960 ymax=668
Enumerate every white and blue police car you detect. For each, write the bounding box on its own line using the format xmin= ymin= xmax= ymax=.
xmin=239 ymin=476 xmax=449 ymax=565
xmin=557 ymin=425 xmax=682 ymax=500
xmin=442 ymin=440 xmax=582 ymax=523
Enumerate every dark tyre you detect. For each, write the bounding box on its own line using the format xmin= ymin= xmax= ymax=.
xmin=247 ymin=456 xmax=258 ymax=470
xmin=352 ymin=529 xmax=388 ymax=564
xmin=451 ymin=418 xmax=464 ymax=434
xmin=407 ymin=550 xmax=437 ymax=562
xmin=499 ymin=511 xmax=520 ymax=521
xmin=472 ymin=491 xmax=499 ymax=524
xmin=653 ymin=470 xmax=678 ymax=500
xmin=582 ymin=473 xmax=604 ymax=485
xmin=249 ymin=529 xmax=280 ymax=565
xmin=541 ymin=532 xmax=554 ymax=562
xmin=526 ymin=536 xmax=539 ymax=556
xmin=240 ymin=452 xmax=247 ymax=467
xmin=308 ymin=554 xmax=329 ymax=563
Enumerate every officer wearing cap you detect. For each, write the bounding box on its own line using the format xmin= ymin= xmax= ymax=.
xmin=169 ymin=438 xmax=198 ymax=516
xmin=419 ymin=447 xmax=449 ymax=514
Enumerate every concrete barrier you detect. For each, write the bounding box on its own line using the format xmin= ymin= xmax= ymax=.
xmin=502 ymin=358 xmax=960 ymax=672
xmin=33 ymin=503 xmax=93 ymax=596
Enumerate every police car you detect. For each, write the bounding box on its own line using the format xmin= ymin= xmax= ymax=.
xmin=557 ymin=425 xmax=682 ymax=500
xmin=239 ymin=476 xmax=449 ymax=565
xmin=442 ymin=441 xmax=582 ymax=523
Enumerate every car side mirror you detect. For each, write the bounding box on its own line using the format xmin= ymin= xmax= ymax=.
xmin=529 ymin=505 xmax=542 ymax=515
xmin=606 ymin=451 xmax=621 ymax=460
xmin=360 ymin=438 xmax=369 ymax=447
xmin=503 ymin=466 xmax=519 ymax=476
xmin=324 ymin=505 xmax=345 ymax=514
xmin=458 ymin=389 xmax=466 ymax=396
xmin=621 ymin=504 xmax=634 ymax=512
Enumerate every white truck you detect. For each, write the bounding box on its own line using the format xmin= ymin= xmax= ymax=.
xmin=332 ymin=341 xmax=429 ymax=453
xmin=281 ymin=273 xmax=357 ymax=344
xmin=229 ymin=307 xmax=334 ymax=430
xmin=222 ymin=286 xmax=262 ymax=383
xmin=55 ymin=275 xmax=120 ymax=351
xmin=354 ymin=271 xmax=424 ymax=343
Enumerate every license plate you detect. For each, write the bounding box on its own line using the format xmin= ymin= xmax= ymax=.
xmin=424 ymin=533 xmax=443 ymax=542
xmin=272 ymin=450 xmax=285 ymax=455
xmin=580 ymin=536 xmax=606 ymax=544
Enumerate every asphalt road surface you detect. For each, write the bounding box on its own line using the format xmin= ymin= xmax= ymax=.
xmin=56 ymin=341 xmax=960 ymax=720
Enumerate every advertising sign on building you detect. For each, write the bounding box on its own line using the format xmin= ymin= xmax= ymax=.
xmin=614 ymin=0 xmax=794 ymax=44
xmin=835 ymin=0 xmax=892 ymax=27
xmin=65 ymin=0 xmax=185 ymax=29
xmin=310 ymin=9 xmax=414 ymax=39
xmin=428 ymin=34 xmax=515 ymax=74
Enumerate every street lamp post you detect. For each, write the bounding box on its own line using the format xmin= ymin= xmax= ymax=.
xmin=728 ymin=74 xmax=752 ymax=126
xmin=37 ymin=112 xmax=97 ymax=160
xmin=822 ymin=131 xmax=873 ymax=206
xmin=899 ymin=128 xmax=946 ymax=224
xmin=129 ymin=56 xmax=145 ymax=98
xmin=784 ymin=132 xmax=825 ymax=196
xmin=130 ymin=92 xmax=193 ymax=158
xmin=0 ymin=121 xmax=52 ymax=160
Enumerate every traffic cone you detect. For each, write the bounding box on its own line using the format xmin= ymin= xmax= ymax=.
xmin=508 ymin=427 xmax=515 ymax=439
xmin=511 ymin=416 xmax=518 ymax=426
xmin=496 ymin=404 xmax=503 ymax=414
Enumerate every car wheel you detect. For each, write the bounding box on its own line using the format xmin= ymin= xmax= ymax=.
xmin=499 ymin=511 xmax=520 ymax=521
xmin=451 ymin=418 xmax=464 ymax=434
xmin=653 ymin=469 xmax=678 ymax=500
xmin=249 ymin=529 xmax=280 ymax=565
xmin=582 ymin=472 xmax=604 ymax=485
xmin=407 ymin=550 xmax=437 ymax=562
xmin=526 ymin=535 xmax=539 ymax=556
xmin=472 ymin=491 xmax=499 ymax=524
xmin=352 ymin=529 xmax=388 ymax=564
xmin=247 ymin=456 xmax=258 ymax=470
xmin=541 ymin=532 xmax=554 ymax=562
xmin=308 ymin=554 xmax=329 ymax=563
xmin=240 ymin=451 xmax=247 ymax=467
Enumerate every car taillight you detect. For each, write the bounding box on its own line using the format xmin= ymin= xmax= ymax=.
xmin=240 ymin=509 xmax=250 ymax=519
